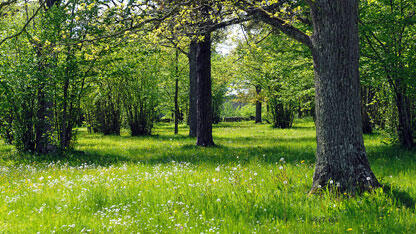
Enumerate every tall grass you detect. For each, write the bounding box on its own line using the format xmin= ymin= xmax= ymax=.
xmin=0 ymin=119 xmax=415 ymax=233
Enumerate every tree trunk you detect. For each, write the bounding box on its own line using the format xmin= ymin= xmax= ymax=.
xmin=34 ymin=48 xmax=55 ymax=154
xmin=60 ymin=73 xmax=70 ymax=149
xmin=33 ymin=0 xmax=60 ymax=154
xmin=174 ymin=49 xmax=179 ymax=135
xmin=361 ymin=86 xmax=373 ymax=134
xmin=196 ymin=34 xmax=214 ymax=147
xmin=394 ymin=84 xmax=414 ymax=148
xmin=35 ymin=83 xmax=54 ymax=154
xmin=188 ymin=41 xmax=198 ymax=137
xmin=255 ymin=85 xmax=262 ymax=123
xmin=310 ymin=0 xmax=379 ymax=193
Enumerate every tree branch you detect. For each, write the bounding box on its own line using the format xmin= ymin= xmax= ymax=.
xmin=249 ymin=7 xmax=312 ymax=49
xmin=208 ymin=15 xmax=251 ymax=32
xmin=0 ymin=1 xmax=45 ymax=46
xmin=358 ymin=19 xmax=389 ymax=53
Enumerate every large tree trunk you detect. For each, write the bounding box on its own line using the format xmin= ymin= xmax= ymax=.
xmin=310 ymin=0 xmax=379 ymax=192
xmin=255 ymin=85 xmax=262 ymax=123
xmin=188 ymin=41 xmax=198 ymax=137
xmin=196 ymin=34 xmax=214 ymax=147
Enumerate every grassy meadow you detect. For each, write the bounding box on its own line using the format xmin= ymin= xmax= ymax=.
xmin=0 ymin=119 xmax=415 ymax=233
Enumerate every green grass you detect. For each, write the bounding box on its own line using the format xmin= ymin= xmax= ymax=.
xmin=0 ymin=118 xmax=415 ymax=233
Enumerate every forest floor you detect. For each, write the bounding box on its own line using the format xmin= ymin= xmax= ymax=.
xmin=0 ymin=119 xmax=415 ymax=233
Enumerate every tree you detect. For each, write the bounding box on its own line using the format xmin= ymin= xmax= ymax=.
xmin=147 ymin=0 xmax=249 ymax=146
xmin=255 ymin=85 xmax=262 ymax=123
xmin=0 ymin=0 xmax=121 ymax=152
xmin=196 ymin=33 xmax=215 ymax=146
xmin=359 ymin=0 xmax=416 ymax=148
xmin=238 ymin=0 xmax=380 ymax=192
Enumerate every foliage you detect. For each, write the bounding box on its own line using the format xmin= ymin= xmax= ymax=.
xmin=231 ymin=25 xmax=314 ymax=127
xmin=359 ymin=0 xmax=416 ymax=145
xmin=90 ymin=81 xmax=122 ymax=136
xmin=211 ymin=52 xmax=235 ymax=123
xmin=156 ymin=47 xmax=189 ymax=125
xmin=0 ymin=0 xmax=117 ymax=152
xmin=112 ymin=41 xmax=163 ymax=136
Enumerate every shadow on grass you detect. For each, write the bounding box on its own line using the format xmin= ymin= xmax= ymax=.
xmin=288 ymin=126 xmax=315 ymax=130
xmin=214 ymin=136 xmax=317 ymax=144
xmin=366 ymin=144 xmax=416 ymax=177
xmin=79 ymin=132 xmax=193 ymax=141
xmin=81 ymin=141 xmax=316 ymax=166
xmin=3 ymin=133 xmax=414 ymax=172
xmin=1 ymin=150 xmax=133 ymax=167
xmin=213 ymin=123 xmax=253 ymax=129
xmin=383 ymin=183 xmax=416 ymax=210
xmin=2 ymin=125 xmax=415 ymax=180
xmin=0 ymin=141 xmax=316 ymax=168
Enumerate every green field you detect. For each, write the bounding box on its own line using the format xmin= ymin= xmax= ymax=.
xmin=0 ymin=119 xmax=415 ymax=233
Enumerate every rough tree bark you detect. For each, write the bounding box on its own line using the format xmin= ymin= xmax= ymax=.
xmin=188 ymin=41 xmax=198 ymax=137
xmin=309 ymin=0 xmax=379 ymax=192
xmin=250 ymin=0 xmax=380 ymax=192
xmin=196 ymin=34 xmax=214 ymax=146
xmin=255 ymin=85 xmax=262 ymax=123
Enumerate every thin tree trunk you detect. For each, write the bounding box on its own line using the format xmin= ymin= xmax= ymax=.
xmin=395 ymin=84 xmax=414 ymax=148
xmin=188 ymin=41 xmax=198 ymax=137
xmin=361 ymin=86 xmax=372 ymax=134
xmin=60 ymin=49 xmax=72 ymax=149
xmin=255 ymin=85 xmax=262 ymax=123
xmin=174 ymin=49 xmax=179 ymax=135
xmin=196 ymin=34 xmax=214 ymax=147
xmin=310 ymin=0 xmax=379 ymax=193
xmin=61 ymin=73 xmax=69 ymax=149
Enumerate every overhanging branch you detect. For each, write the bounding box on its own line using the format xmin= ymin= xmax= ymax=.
xmin=249 ymin=7 xmax=312 ymax=49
